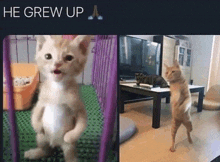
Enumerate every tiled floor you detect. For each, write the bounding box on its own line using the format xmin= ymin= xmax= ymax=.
xmin=120 ymin=95 xmax=220 ymax=162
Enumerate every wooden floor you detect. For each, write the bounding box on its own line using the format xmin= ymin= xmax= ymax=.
xmin=120 ymin=95 xmax=220 ymax=162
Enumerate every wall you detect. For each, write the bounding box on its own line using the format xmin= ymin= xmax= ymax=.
xmin=208 ymin=35 xmax=220 ymax=89
xmin=188 ymin=35 xmax=214 ymax=92
xmin=8 ymin=35 xmax=95 ymax=85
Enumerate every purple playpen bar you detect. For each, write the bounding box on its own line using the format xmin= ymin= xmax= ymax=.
xmin=15 ymin=35 xmax=18 ymax=63
xmin=3 ymin=36 xmax=19 ymax=162
xmin=102 ymin=37 xmax=113 ymax=107
xmin=101 ymin=36 xmax=111 ymax=105
xmin=98 ymin=36 xmax=117 ymax=162
xmin=93 ymin=36 xmax=105 ymax=110
xmin=99 ymin=36 xmax=109 ymax=110
xmin=96 ymin=36 xmax=103 ymax=108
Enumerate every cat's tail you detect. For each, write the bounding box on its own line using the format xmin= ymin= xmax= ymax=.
xmin=64 ymin=108 xmax=88 ymax=143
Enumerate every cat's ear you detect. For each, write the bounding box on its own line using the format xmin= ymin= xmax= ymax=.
xmin=35 ymin=35 xmax=52 ymax=51
xmin=173 ymin=60 xmax=180 ymax=68
xmin=72 ymin=35 xmax=91 ymax=55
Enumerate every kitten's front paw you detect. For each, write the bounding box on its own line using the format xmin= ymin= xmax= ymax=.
xmin=64 ymin=132 xmax=76 ymax=144
xmin=170 ymin=146 xmax=176 ymax=152
xmin=173 ymin=102 xmax=177 ymax=107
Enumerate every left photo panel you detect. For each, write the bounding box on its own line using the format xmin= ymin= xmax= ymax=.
xmin=3 ymin=35 xmax=118 ymax=162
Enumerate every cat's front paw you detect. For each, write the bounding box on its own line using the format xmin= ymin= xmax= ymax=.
xmin=170 ymin=146 xmax=176 ymax=152
xmin=64 ymin=132 xmax=76 ymax=144
xmin=188 ymin=138 xmax=193 ymax=144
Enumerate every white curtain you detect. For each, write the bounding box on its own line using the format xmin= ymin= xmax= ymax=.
xmin=208 ymin=35 xmax=220 ymax=90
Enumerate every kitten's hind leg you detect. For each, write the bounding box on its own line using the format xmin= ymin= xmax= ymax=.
xmin=61 ymin=143 xmax=78 ymax=162
xmin=183 ymin=120 xmax=193 ymax=144
xmin=24 ymin=133 xmax=54 ymax=159
xmin=170 ymin=119 xmax=181 ymax=152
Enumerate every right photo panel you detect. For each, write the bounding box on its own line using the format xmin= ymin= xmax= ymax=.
xmin=119 ymin=35 xmax=220 ymax=162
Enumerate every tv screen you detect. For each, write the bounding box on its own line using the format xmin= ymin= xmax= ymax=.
xmin=119 ymin=36 xmax=161 ymax=80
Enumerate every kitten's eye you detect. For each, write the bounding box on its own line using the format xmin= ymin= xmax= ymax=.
xmin=65 ymin=55 xmax=74 ymax=61
xmin=172 ymin=71 xmax=175 ymax=73
xmin=45 ymin=53 xmax=52 ymax=60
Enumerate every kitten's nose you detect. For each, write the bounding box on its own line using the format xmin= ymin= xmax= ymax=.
xmin=54 ymin=62 xmax=62 ymax=68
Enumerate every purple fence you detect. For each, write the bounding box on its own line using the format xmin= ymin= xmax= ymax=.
xmin=92 ymin=35 xmax=117 ymax=111
xmin=92 ymin=35 xmax=117 ymax=162
xmin=3 ymin=36 xmax=19 ymax=162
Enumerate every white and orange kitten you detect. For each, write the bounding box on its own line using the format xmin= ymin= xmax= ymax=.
xmin=24 ymin=35 xmax=91 ymax=162
xmin=165 ymin=60 xmax=193 ymax=152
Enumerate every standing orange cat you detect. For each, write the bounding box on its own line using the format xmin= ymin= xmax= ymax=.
xmin=165 ymin=60 xmax=193 ymax=152
xmin=24 ymin=35 xmax=91 ymax=162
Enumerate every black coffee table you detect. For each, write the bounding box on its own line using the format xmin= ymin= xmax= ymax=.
xmin=119 ymin=83 xmax=204 ymax=129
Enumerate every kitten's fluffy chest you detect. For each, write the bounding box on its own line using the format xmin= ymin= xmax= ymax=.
xmin=50 ymin=81 xmax=66 ymax=98
xmin=40 ymin=81 xmax=74 ymax=104
xmin=42 ymin=103 xmax=74 ymax=145
xmin=41 ymin=81 xmax=76 ymax=145
xmin=43 ymin=104 xmax=67 ymax=133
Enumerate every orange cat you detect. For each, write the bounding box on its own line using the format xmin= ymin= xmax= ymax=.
xmin=165 ymin=60 xmax=193 ymax=152
xmin=24 ymin=35 xmax=91 ymax=162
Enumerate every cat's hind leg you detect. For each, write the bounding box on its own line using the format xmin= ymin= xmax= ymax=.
xmin=61 ymin=142 xmax=78 ymax=162
xmin=183 ymin=120 xmax=193 ymax=144
xmin=170 ymin=119 xmax=181 ymax=152
xmin=24 ymin=133 xmax=54 ymax=159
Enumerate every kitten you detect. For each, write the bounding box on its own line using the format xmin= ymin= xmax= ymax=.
xmin=24 ymin=35 xmax=91 ymax=162
xmin=135 ymin=73 xmax=169 ymax=88
xmin=164 ymin=60 xmax=193 ymax=152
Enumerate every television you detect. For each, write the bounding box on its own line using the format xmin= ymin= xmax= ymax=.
xmin=119 ymin=36 xmax=161 ymax=80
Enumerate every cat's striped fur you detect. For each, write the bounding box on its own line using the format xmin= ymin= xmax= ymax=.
xmin=165 ymin=60 xmax=193 ymax=152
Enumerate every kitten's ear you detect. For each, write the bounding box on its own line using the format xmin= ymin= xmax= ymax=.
xmin=35 ymin=35 xmax=52 ymax=51
xmin=73 ymin=35 xmax=91 ymax=55
xmin=173 ymin=60 xmax=180 ymax=68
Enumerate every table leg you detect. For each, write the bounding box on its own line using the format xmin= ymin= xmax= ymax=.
xmin=166 ymin=96 xmax=170 ymax=103
xmin=152 ymin=94 xmax=162 ymax=128
xmin=197 ymin=87 xmax=204 ymax=112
